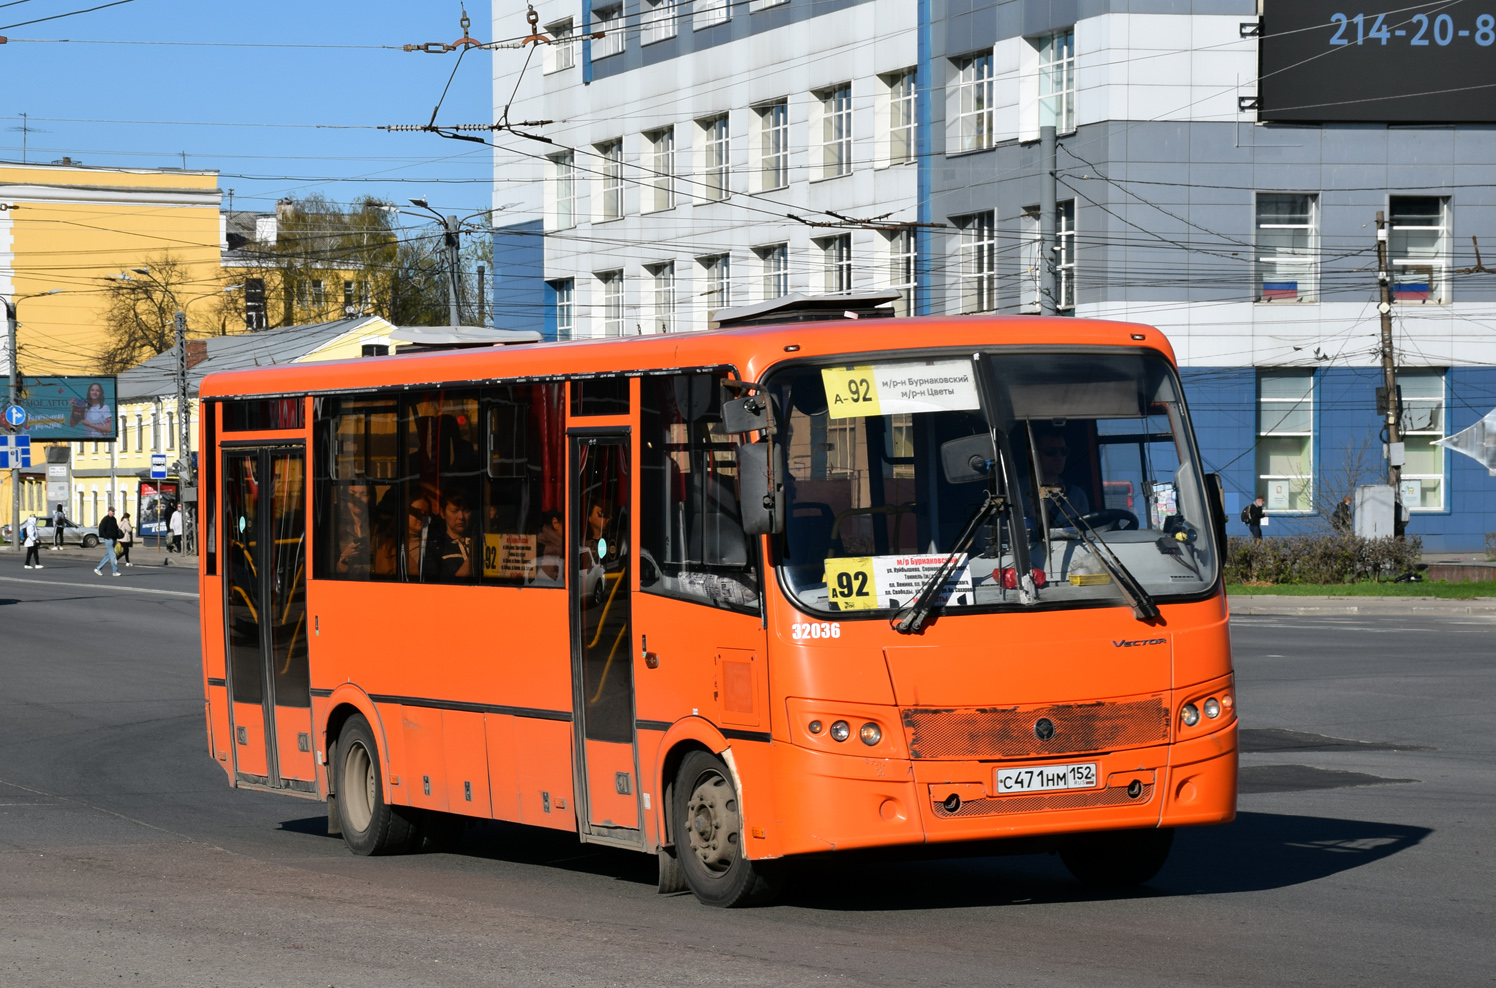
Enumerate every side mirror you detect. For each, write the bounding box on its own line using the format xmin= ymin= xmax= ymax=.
xmin=940 ymin=433 xmax=997 ymax=484
xmin=736 ymin=441 xmax=785 ymax=536
xmin=1205 ymin=473 xmax=1227 ymax=551
xmin=722 ymin=395 xmax=770 ymax=435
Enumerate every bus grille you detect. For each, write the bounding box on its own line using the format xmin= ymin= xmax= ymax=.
xmin=930 ymin=782 xmax=1156 ymax=818
xmin=900 ymin=697 xmax=1170 ymax=760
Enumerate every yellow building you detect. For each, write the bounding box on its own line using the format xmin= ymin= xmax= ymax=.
xmin=0 ymin=159 xmax=224 ymax=371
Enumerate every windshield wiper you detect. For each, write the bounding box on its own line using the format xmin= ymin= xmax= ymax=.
xmin=892 ymin=490 xmax=999 ymax=635
xmin=1047 ymin=488 xmax=1159 ymax=621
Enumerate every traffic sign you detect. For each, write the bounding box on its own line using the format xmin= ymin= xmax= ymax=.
xmin=0 ymin=433 xmax=30 ymax=468
xmin=3 ymin=404 xmax=25 ymax=428
xmin=150 ymin=453 xmax=168 ymax=480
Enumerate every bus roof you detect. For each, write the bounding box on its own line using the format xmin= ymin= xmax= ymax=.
xmin=197 ymin=315 xmax=1176 ymax=400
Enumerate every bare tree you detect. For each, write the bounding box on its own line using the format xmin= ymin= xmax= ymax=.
xmin=1309 ymin=432 xmax=1380 ymax=531
xmin=98 ymin=254 xmax=197 ymax=373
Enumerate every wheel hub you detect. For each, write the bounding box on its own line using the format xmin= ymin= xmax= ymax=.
xmin=685 ymin=771 xmax=739 ymax=875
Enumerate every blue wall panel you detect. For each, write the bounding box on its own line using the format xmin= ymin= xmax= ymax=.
xmin=490 ymin=220 xmax=545 ymax=338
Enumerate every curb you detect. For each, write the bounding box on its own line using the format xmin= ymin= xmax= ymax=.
xmin=1229 ymin=595 xmax=1496 ymax=617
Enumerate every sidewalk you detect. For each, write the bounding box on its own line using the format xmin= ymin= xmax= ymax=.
xmin=1229 ymin=594 xmax=1496 ymax=617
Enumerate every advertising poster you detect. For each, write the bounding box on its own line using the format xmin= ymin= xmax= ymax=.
xmin=20 ymin=376 xmax=119 ymax=441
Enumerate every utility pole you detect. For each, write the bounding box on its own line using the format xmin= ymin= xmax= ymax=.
xmin=1039 ymin=125 xmax=1058 ymax=316
xmin=175 ymin=310 xmax=195 ymax=555
xmin=4 ymin=296 xmax=17 ymax=552
xmin=444 ymin=215 xmax=462 ymax=328
xmin=1375 ymin=211 xmax=1405 ymax=537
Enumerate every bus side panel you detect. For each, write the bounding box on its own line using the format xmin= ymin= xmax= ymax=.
xmin=1169 ymin=598 xmax=1233 ymax=689
xmin=484 ymin=713 xmax=520 ymax=822
xmin=206 ymin=685 xmax=232 ymax=782
xmin=513 ymin=717 xmax=578 ymax=831
xmin=442 ymin=710 xmax=492 ymax=818
xmin=201 ymin=567 xmax=230 ymax=782
xmin=401 ymin=704 xmax=449 ymax=812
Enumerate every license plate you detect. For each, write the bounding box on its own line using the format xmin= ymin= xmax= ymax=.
xmin=995 ymin=762 xmax=1098 ymax=795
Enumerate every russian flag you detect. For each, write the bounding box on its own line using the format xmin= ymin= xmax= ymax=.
xmin=1261 ymin=281 xmax=1298 ymax=301
xmin=1394 ymin=280 xmax=1431 ymax=301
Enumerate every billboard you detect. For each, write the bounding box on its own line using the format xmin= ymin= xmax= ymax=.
xmin=19 ymin=376 xmax=118 ymax=441
xmin=1259 ymin=1 xmax=1496 ymax=122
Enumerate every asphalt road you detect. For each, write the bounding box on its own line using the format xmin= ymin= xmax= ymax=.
xmin=0 ymin=548 xmax=1491 ymax=986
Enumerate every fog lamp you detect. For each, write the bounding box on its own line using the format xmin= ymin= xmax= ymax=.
xmin=830 ymin=720 xmax=851 ymax=742
xmin=1181 ymin=703 xmax=1200 ymax=727
xmin=859 ymin=722 xmax=882 ymax=746
xmin=1222 ymin=693 xmax=1234 ymax=711
xmin=1204 ymin=698 xmax=1221 ymax=720
xmin=807 ymin=719 xmax=824 ymax=735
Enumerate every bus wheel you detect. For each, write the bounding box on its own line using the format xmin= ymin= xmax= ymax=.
xmin=335 ymin=714 xmax=419 ymax=856
xmin=672 ymin=751 xmax=782 ymax=907
xmin=1060 ymin=827 xmax=1174 ymax=887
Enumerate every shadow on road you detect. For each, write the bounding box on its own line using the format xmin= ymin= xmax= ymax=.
xmin=275 ymin=809 xmax=1428 ymax=908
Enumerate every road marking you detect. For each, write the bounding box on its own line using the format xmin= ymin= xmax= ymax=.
xmin=0 ymin=574 xmax=198 ymax=599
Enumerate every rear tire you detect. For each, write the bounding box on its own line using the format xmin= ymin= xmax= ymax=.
xmin=1060 ymin=827 xmax=1174 ymax=887
xmin=672 ymin=751 xmax=782 ymax=907
xmin=82 ymin=534 xmax=99 ymax=548
xmin=335 ymin=714 xmax=420 ymax=855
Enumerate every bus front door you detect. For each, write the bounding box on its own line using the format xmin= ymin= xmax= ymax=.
xmin=569 ymin=434 xmax=643 ymax=845
xmin=221 ymin=446 xmax=316 ymax=793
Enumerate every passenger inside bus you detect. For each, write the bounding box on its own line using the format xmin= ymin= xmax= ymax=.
xmin=334 ymin=483 xmax=374 ymax=577
xmin=426 ymin=485 xmax=476 ymax=581
xmin=535 ymin=509 xmax=564 ymax=580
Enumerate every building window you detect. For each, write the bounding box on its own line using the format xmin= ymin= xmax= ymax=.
xmin=700 ymin=115 xmax=730 ymax=201
xmin=751 ymin=0 xmax=789 ymax=9
xmin=819 ymin=234 xmax=852 ymax=293
xmin=1257 ymin=370 xmax=1314 ymax=512
xmin=646 ymin=262 xmax=676 ymax=333
xmin=1038 ymin=29 xmax=1076 ymax=134
xmin=545 ymin=18 xmax=576 ymax=72
xmin=593 ymin=6 xmax=624 ymax=58
xmin=119 ymin=416 xmax=128 ymax=453
xmin=818 ymin=83 xmax=852 ymax=179
xmin=694 ymin=0 xmax=729 ymax=29
xmin=151 ymin=413 xmax=161 ymax=452
xmin=700 ymin=254 xmax=732 ymax=312
xmin=598 ymin=270 xmax=625 ymax=336
xmin=886 ymin=228 xmax=917 ymax=316
xmin=1057 ymin=199 xmax=1076 ymax=312
xmin=343 ymin=280 xmax=355 ymax=314
xmin=167 ymin=412 xmax=175 ymax=450
xmin=136 ymin=415 xmax=143 ymax=451
xmin=955 ymin=53 xmax=994 ymax=153
xmin=550 ymin=279 xmax=574 ymax=340
xmin=757 ymin=243 xmax=789 ymax=301
xmin=1399 ymin=369 xmax=1446 ymax=511
xmin=551 ymin=152 xmax=576 ymax=229
xmin=597 ymin=140 xmax=624 ymax=222
xmin=886 ymin=69 xmax=916 ymax=166
xmin=642 ymin=0 xmax=677 ymax=44
xmin=310 ymin=279 xmax=325 ymax=310
xmin=757 ymin=100 xmax=789 ymax=191
xmin=244 ymin=278 xmax=266 ymax=330
xmin=1256 ymin=193 xmax=1318 ymax=303
xmin=1390 ymin=196 xmax=1450 ymax=303
xmin=645 ymin=128 xmax=675 ymax=212
xmin=956 ymin=212 xmax=996 ymax=313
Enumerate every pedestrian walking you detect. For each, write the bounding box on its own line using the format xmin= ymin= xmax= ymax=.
xmin=51 ymin=503 xmax=71 ymax=549
xmin=95 ymin=507 xmax=122 ymax=577
xmin=22 ymin=515 xmax=43 ymax=569
xmin=1246 ymin=496 xmax=1265 ymax=540
xmin=1331 ymin=495 xmax=1354 ymax=535
xmin=118 ymin=511 xmax=134 ymax=566
xmin=169 ymin=506 xmax=183 ymax=554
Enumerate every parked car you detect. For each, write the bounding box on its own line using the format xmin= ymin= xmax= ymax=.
xmin=1 ymin=519 xmax=102 ymax=548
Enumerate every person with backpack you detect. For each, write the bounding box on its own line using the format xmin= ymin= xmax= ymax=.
xmin=1241 ymin=497 xmax=1265 ymax=540
xmin=22 ymin=515 xmax=42 ymax=569
xmin=51 ymin=503 xmax=71 ymax=550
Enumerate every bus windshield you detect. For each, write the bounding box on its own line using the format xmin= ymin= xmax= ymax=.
xmin=771 ymin=349 xmax=1218 ymax=616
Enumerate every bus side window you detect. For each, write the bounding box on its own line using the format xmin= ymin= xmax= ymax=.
xmin=402 ymin=391 xmax=482 ymax=584
xmin=639 ymin=373 xmax=759 ymax=613
xmin=481 ymin=382 xmax=566 ymax=586
xmin=314 ymin=396 xmax=399 ymax=581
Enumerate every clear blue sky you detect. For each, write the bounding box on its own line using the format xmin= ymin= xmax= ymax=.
xmin=1 ymin=0 xmax=499 ymax=218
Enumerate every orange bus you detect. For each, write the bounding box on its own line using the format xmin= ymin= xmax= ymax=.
xmin=196 ymin=314 xmax=1236 ymax=906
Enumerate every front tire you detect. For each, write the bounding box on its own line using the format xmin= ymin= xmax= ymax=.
xmin=1060 ymin=827 xmax=1174 ymax=887
xmin=672 ymin=751 xmax=782 ymax=907
xmin=335 ymin=714 xmax=420 ymax=855
xmin=82 ymin=534 xmax=99 ymax=548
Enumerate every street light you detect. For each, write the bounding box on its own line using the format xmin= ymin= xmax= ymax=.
xmin=3 ymin=288 xmax=63 ymax=551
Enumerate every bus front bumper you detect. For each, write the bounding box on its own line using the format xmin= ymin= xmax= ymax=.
xmin=754 ymin=724 xmax=1236 ymax=859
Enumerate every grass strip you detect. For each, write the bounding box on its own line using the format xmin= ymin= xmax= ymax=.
xmin=1227 ymin=581 xmax=1496 ymax=598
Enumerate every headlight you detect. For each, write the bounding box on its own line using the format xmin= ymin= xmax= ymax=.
xmin=807 ymin=719 xmax=824 ymax=735
xmin=1181 ymin=703 xmax=1200 ymax=727
xmin=859 ymin=722 xmax=881 ymax=746
xmin=1203 ymin=698 xmax=1221 ymax=719
xmin=829 ymin=720 xmax=851 ymax=742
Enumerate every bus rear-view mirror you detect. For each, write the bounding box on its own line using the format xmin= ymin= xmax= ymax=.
xmin=941 ymin=434 xmax=997 ymax=484
xmin=722 ymin=395 xmax=770 ymax=435
xmin=736 ymin=441 xmax=785 ymax=536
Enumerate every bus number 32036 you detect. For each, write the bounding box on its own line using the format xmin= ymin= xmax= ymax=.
xmin=791 ymin=622 xmax=841 ymax=641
